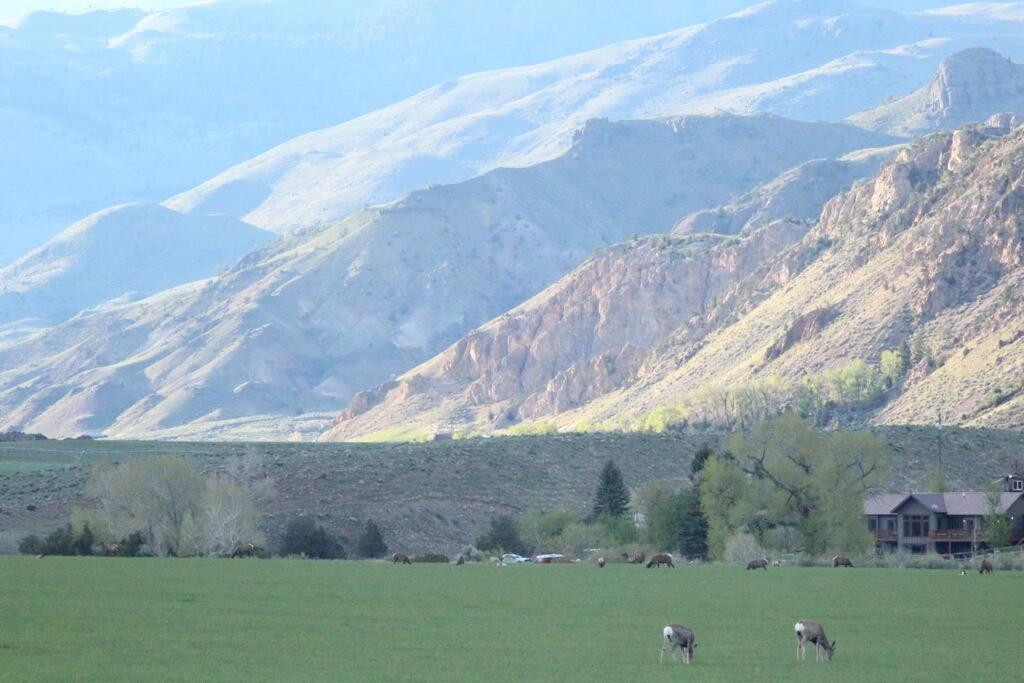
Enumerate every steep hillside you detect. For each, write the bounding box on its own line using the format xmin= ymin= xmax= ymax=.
xmin=0 ymin=114 xmax=888 ymax=439
xmin=0 ymin=204 xmax=270 ymax=326
xmin=1 ymin=0 xmax=730 ymax=263
xmin=2 ymin=426 xmax=1023 ymax=555
xmin=848 ymin=48 xmax=1024 ymax=136
xmin=167 ymin=1 xmax=1024 ymax=234
xmin=327 ymin=116 xmax=1024 ymax=439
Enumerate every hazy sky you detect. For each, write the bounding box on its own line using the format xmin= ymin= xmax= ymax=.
xmin=3 ymin=1 xmax=189 ymax=19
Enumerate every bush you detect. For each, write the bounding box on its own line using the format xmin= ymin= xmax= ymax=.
xmin=356 ymin=520 xmax=389 ymax=558
xmin=412 ymin=553 xmax=450 ymax=563
xmin=724 ymin=533 xmax=767 ymax=566
xmin=476 ymin=515 xmax=528 ymax=556
xmin=281 ymin=517 xmax=346 ymax=559
xmin=17 ymin=534 xmax=42 ymax=555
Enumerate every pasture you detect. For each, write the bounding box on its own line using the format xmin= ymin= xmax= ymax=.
xmin=1 ymin=559 xmax=1020 ymax=681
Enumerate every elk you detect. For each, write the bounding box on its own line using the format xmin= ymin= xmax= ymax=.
xmin=392 ymin=552 xmax=412 ymax=565
xmin=832 ymin=555 xmax=853 ymax=568
xmin=660 ymin=624 xmax=696 ymax=664
xmin=979 ymin=557 xmax=993 ymax=574
xmin=622 ymin=550 xmax=645 ymax=565
xmin=794 ymin=620 xmax=837 ymax=661
xmin=597 ymin=557 xmax=606 ymax=568
xmin=230 ymin=543 xmax=256 ymax=559
xmin=647 ymin=553 xmax=674 ymax=568
xmin=746 ymin=558 xmax=768 ymax=570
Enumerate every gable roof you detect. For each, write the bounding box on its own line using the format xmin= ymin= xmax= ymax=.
xmin=864 ymin=494 xmax=908 ymax=515
xmin=866 ymin=491 xmax=1024 ymax=516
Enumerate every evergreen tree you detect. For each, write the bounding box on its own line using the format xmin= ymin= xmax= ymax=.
xmin=691 ymin=444 xmax=713 ymax=477
xmin=357 ymin=519 xmax=389 ymax=558
xmin=75 ymin=523 xmax=95 ymax=556
xmin=592 ymin=460 xmax=630 ymax=518
xmin=676 ymin=488 xmax=708 ymax=559
xmin=899 ymin=339 xmax=912 ymax=369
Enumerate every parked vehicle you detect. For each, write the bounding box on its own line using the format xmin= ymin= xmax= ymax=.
xmin=534 ymin=554 xmax=565 ymax=564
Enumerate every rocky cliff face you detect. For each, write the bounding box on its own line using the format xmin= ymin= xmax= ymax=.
xmin=0 ymin=114 xmax=889 ymax=439
xmin=325 ymin=116 xmax=1024 ymax=439
xmin=848 ymin=48 xmax=1024 ymax=136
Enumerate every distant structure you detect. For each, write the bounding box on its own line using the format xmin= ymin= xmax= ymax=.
xmin=864 ymin=474 xmax=1024 ymax=555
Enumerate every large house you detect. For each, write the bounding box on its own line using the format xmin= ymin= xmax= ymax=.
xmin=864 ymin=474 xmax=1024 ymax=555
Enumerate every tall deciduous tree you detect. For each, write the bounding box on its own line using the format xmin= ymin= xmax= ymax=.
xmin=702 ymin=413 xmax=888 ymax=558
xmin=592 ymin=460 xmax=630 ymax=518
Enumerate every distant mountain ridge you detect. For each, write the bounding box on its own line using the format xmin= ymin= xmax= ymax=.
xmin=0 ymin=204 xmax=270 ymax=327
xmin=0 ymin=0 xmax=749 ymax=264
xmin=848 ymin=47 xmax=1024 ymax=135
xmin=0 ymin=114 xmax=892 ymax=439
xmin=166 ymin=1 xmax=1024 ymax=235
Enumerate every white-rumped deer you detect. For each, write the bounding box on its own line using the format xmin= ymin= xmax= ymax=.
xmin=660 ymin=624 xmax=696 ymax=664
xmin=794 ymin=620 xmax=837 ymax=661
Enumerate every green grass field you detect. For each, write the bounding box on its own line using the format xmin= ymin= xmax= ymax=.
xmin=1 ymin=559 xmax=1020 ymax=681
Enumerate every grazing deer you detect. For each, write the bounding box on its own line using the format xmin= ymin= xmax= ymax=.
xmin=832 ymin=555 xmax=853 ymax=568
xmin=622 ymin=550 xmax=646 ymax=565
xmin=456 ymin=555 xmax=465 ymax=565
xmin=647 ymin=553 xmax=674 ymax=568
xmin=979 ymin=557 xmax=993 ymax=574
xmin=597 ymin=557 xmax=606 ymax=568
xmin=747 ymin=558 xmax=768 ymax=570
xmin=230 ymin=543 xmax=256 ymax=559
xmin=794 ymin=620 xmax=837 ymax=661
xmin=392 ymin=552 xmax=412 ymax=565
xmin=660 ymin=624 xmax=696 ymax=664
xmin=772 ymin=559 xmax=781 ymax=567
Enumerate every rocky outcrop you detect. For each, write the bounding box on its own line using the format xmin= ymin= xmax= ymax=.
xmin=849 ymin=48 xmax=1024 ymax=136
xmin=326 ymin=120 xmax=1024 ymax=439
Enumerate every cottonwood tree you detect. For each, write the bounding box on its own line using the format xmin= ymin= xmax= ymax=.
xmin=703 ymin=413 xmax=888 ymax=557
xmin=88 ymin=456 xmax=262 ymax=557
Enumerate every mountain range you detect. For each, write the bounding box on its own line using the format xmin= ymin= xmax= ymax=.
xmin=0 ymin=0 xmax=752 ymax=265
xmin=5 ymin=1 xmax=1024 ymax=441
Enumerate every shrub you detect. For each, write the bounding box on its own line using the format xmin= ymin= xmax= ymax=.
xmin=413 ymin=553 xmax=450 ymax=563
xmin=17 ymin=534 xmax=42 ymax=555
xmin=476 ymin=515 xmax=528 ymax=556
xmin=281 ymin=516 xmax=346 ymax=559
xmin=724 ymin=533 xmax=767 ymax=566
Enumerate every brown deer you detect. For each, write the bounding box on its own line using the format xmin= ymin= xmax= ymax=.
xmin=747 ymin=558 xmax=768 ymax=570
xmin=456 ymin=555 xmax=465 ymax=565
xmin=660 ymin=624 xmax=696 ymax=664
xmin=795 ymin=620 xmax=837 ymax=661
xmin=230 ymin=543 xmax=255 ymax=558
xmin=832 ymin=555 xmax=853 ymax=568
xmin=979 ymin=557 xmax=993 ymax=574
xmin=622 ymin=550 xmax=646 ymax=565
xmin=772 ymin=559 xmax=781 ymax=567
xmin=647 ymin=553 xmax=674 ymax=568
xmin=392 ymin=552 xmax=412 ymax=565
xmin=597 ymin=557 xmax=606 ymax=568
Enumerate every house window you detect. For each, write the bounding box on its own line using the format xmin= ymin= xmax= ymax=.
xmin=903 ymin=515 xmax=929 ymax=537
xmin=1013 ymin=479 xmax=1023 ymax=492
xmin=884 ymin=517 xmax=896 ymax=532
xmin=868 ymin=517 xmax=877 ymax=531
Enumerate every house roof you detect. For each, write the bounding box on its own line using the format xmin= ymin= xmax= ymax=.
xmin=865 ymin=492 xmax=1024 ymax=516
xmin=864 ymin=494 xmax=908 ymax=515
